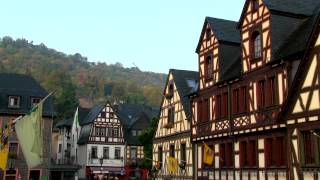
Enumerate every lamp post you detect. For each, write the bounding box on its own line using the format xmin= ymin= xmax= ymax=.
xmin=99 ymin=156 xmax=104 ymax=180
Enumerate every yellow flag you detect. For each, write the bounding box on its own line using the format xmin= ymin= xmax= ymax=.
xmin=167 ymin=156 xmax=178 ymax=173
xmin=203 ymin=143 xmax=214 ymax=165
xmin=0 ymin=124 xmax=10 ymax=170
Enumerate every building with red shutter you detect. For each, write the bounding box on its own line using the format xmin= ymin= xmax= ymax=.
xmin=190 ymin=0 xmax=320 ymax=179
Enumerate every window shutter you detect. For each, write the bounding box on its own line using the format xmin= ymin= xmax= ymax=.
xmin=257 ymin=82 xmax=261 ymax=109
xmin=299 ymin=131 xmax=305 ymax=166
xmin=265 ymin=138 xmax=271 ymax=167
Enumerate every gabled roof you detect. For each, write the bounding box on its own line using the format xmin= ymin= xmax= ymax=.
xmin=115 ymin=103 xmax=157 ymax=145
xmin=264 ymin=0 xmax=319 ymax=16
xmin=78 ymin=106 xmax=90 ymax=124
xmin=218 ymin=43 xmax=242 ymax=82
xmin=0 ymin=73 xmax=54 ymax=116
xmin=77 ymin=102 xmax=158 ymax=145
xmin=272 ymin=6 xmax=320 ymax=61
xmin=169 ymin=69 xmax=199 ymax=119
xmin=79 ymin=104 xmax=104 ymax=126
xmin=220 ymin=56 xmax=242 ymax=82
xmin=55 ymin=118 xmax=73 ymax=129
xmin=278 ymin=7 xmax=320 ymax=121
xmin=77 ymin=104 xmax=105 ymax=144
xmin=238 ymin=0 xmax=318 ymax=27
xmin=196 ymin=17 xmax=240 ymax=53
xmin=236 ymin=0 xmax=320 ymax=63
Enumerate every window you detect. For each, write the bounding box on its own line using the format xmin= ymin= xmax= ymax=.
xmin=100 ymin=112 xmax=106 ymax=118
xmin=169 ymin=144 xmax=175 ymax=157
xmin=108 ymin=127 xmax=113 ymax=137
xmin=219 ymin=144 xmax=226 ymax=167
xmin=239 ymin=87 xmax=247 ymax=113
xmin=268 ymin=77 xmax=276 ymax=106
xmin=158 ymin=146 xmax=163 ymax=168
xmin=265 ymin=137 xmax=286 ymax=167
xmin=115 ymin=147 xmax=121 ymax=159
xmin=31 ymin=97 xmax=41 ymax=107
xmin=300 ymin=131 xmax=320 ymax=165
xmin=113 ymin=128 xmax=119 ymax=137
xmin=168 ymin=80 xmax=174 ymax=97
xmin=233 ymin=89 xmax=239 ymax=114
xmin=205 ymin=56 xmax=213 ymax=80
xmin=215 ymin=95 xmax=221 ymax=119
xmin=167 ymin=106 xmax=175 ymax=125
xmin=9 ymin=142 xmax=18 ymax=158
xmin=220 ymin=143 xmax=233 ymax=167
xmin=252 ymin=31 xmax=262 ymax=59
xmin=58 ymin=144 xmax=62 ymax=153
xmin=240 ymin=140 xmax=257 ymax=167
xmin=234 ymin=87 xmax=247 ymax=113
xmin=29 ymin=170 xmax=41 ymax=180
xmin=109 ymin=112 xmax=114 ymax=118
xmin=103 ymin=147 xmax=109 ymax=159
xmin=8 ymin=96 xmax=20 ymax=108
xmin=91 ymin=146 xmax=97 ymax=158
xmin=203 ymin=98 xmax=210 ymax=122
xmin=95 ymin=127 xmax=105 ymax=136
xmin=197 ymin=101 xmax=203 ymax=122
xmin=221 ymin=92 xmax=228 ymax=118
xmin=130 ymin=147 xmax=137 ymax=160
xmin=132 ymin=130 xmax=137 ymax=136
xmin=181 ymin=143 xmax=186 ymax=164
xmin=137 ymin=130 xmax=142 ymax=136
xmin=257 ymin=80 xmax=266 ymax=109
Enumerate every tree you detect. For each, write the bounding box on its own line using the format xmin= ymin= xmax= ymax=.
xmin=138 ymin=117 xmax=158 ymax=169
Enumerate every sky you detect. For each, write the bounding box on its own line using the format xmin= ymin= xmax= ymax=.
xmin=0 ymin=0 xmax=246 ymax=73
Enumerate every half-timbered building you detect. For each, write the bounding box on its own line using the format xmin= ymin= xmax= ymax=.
xmin=77 ymin=103 xmax=126 ymax=180
xmin=153 ymin=69 xmax=198 ymax=179
xmin=191 ymin=0 xmax=320 ymax=179
xmin=115 ymin=103 xmax=158 ymax=179
xmin=0 ymin=74 xmax=54 ymax=180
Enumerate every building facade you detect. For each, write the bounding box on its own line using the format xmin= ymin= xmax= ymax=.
xmin=153 ymin=69 xmax=198 ymax=179
xmin=0 ymin=74 xmax=54 ymax=180
xmin=191 ymin=0 xmax=320 ymax=180
xmin=76 ymin=103 xmax=125 ymax=180
xmin=50 ymin=119 xmax=80 ymax=180
xmin=116 ymin=103 xmax=157 ymax=179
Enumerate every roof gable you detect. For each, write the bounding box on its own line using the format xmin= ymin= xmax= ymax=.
xmin=169 ymin=69 xmax=199 ymax=119
xmin=196 ymin=17 xmax=240 ymax=53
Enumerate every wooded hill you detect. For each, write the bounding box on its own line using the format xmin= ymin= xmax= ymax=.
xmin=0 ymin=36 xmax=166 ymax=121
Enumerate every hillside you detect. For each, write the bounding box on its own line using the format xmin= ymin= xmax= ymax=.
xmin=0 ymin=36 xmax=166 ymax=120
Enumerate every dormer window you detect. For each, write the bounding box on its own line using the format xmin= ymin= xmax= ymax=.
xmin=251 ymin=31 xmax=262 ymax=60
xmin=8 ymin=96 xmax=20 ymax=108
xmin=205 ymin=56 xmax=213 ymax=80
xmin=31 ymin=97 xmax=41 ymax=108
xmin=252 ymin=0 xmax=259 ymax=12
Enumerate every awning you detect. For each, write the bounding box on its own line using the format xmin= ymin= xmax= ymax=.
xmin=89 ymin=166 xmax=125 ymax=175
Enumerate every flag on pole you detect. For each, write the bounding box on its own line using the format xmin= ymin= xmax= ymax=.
xmin=14 ymin=93 xmax=52 ymax=168
xmin=73 ymin=107 xmax=79 ymax=135
xmin=0 ymin=124 xmax=10 ymax=170
xmin=166 ymin=156 xmax=178 ymax=173
xmin=203 ymin=142 xmax=214 ymax=165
